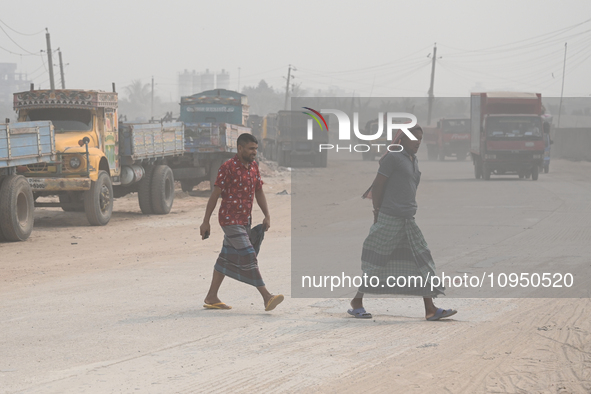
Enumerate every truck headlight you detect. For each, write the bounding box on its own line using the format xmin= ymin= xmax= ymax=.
xmin=69 ymin=156 xmax=82 ymax=169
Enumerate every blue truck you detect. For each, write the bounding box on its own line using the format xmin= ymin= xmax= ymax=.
xmin=168 ymin=89 xmax=252 ymax=191
xmin=0 ymin=121 xmax=56 ymax=241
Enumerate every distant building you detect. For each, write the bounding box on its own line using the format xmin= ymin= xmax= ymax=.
xmin=216 ymin=69 xmax=230 ymax=89
xmin=178 ymin=69 xmax=231 ymax=99
xmin=0 ymin=63 xmax=31 ymax=107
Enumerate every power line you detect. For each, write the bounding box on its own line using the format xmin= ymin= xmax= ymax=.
xmin=0 ymin=24 xmax=42 ymax=55
xmin=439 ymin=18 xmax=591 ymax=56
xmin=0 ymin=18 xmax=45 ymax=36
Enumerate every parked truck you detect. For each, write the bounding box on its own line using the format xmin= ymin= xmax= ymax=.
xmin=13 ymin=87 xmax=184 ymax=226
xmin=1 ymin=121 xmax=55 ymax=241
xmin=270 ymin=110 xmax=328 ymax=167
xmin=168 ymin=89 xmax=251 ymax=192
xmin=470 ymin=92 xmax=546 ymax=181
xmin=260 ymin=113 xmax=279 ymax=161
xmin=424 ymin=118 xmax=470 ymax=161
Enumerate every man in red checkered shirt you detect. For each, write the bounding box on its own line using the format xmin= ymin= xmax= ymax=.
xmin=200 ymin=133 xmax=284 ymax=312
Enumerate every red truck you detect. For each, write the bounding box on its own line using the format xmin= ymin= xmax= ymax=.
xmin=424 ymin=118 xmax=470 ymax=161
xmin=470 ymin=92 xmax=546 ymax=181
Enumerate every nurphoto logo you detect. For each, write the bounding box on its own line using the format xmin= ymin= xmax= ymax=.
xmin=302 ymin=108 xmax=418 ymax=153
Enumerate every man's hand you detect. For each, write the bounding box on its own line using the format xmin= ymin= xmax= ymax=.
xmin=200 ymin=222 xmax=211 ymax=240
xmin=262 ymin=216 xmax=271 ymax=231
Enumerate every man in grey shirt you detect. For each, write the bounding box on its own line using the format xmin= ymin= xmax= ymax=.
xmin=348 ymin=125 xmax=457 ymax=321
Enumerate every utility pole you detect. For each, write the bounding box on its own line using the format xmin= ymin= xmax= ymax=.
xmin=58 ymin=49 xmax=65 ymax=89
xmin=283 ymin=64 xmax=293 ymax=110
xmin=45 ymin=28 xmax=55 ymax=90
xmin=427 ymin=43 xmax=437 ymax=125
xmin=557 ymin=42 xmax=567 ymax=129
xmin=151 ymin=76 xmax=154 ymax=120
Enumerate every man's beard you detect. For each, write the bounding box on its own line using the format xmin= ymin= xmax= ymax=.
xmin=241 ymin=152 xmax=254 ymax=163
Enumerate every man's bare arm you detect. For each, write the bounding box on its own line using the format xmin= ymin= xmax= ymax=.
xmin=371 ymin=173 xmax=388 ymax=223
xmin=200 ymin=186 xmax=222 ymax=239
xmin=371 ymin=173 xmax=388 ymax=210
xmin=255 ymin=188 xmax=271 ymax=231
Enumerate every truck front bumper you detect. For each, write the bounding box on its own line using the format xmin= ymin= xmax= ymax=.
xmin=27 ymin=177 xmax=91 ymax=191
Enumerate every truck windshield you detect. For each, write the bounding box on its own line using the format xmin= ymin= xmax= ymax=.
xmin=442 ymin=119 xmax=469 ymax=133
xmin=486 ymin=116 xmax=542 ymax=139
xmin=26 ymin=108 xmax=93 ymax=133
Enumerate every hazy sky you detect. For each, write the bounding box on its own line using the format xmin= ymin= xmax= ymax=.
xmin=2 ymin=0 xmax=591 ymax=100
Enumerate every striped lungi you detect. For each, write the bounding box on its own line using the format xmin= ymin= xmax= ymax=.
xmin=214 ymin=224 xmax=265 ymax=287
xmin=360 ymin=212 xmax=445 ymax=297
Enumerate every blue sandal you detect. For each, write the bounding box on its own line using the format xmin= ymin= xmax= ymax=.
xmin=347 ymin=307 xmax=372 ymax=319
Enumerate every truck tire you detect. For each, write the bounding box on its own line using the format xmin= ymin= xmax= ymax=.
xmin=319 ymin=150 xmax=328 ymax=167
xmin=59 ymin=192 xmax=85 ymax=212
xmin=474 ymin=160 xmax=482 ymax=179
xmin=138 ymin=165 xmax=154 ymax=214
xmin=151 ymin=165 xmax=175 ymax=214
xmin=483 ymin=164 xmax=491 ymax=180
xmin=181 ymin=179 xmax=197 ymax=192
xmin=278 ymin=150 xmax=291 ymax=167
xmin=209 ymin=157 xmax=223 ymax=191
xmin=427 ymin=146 xmax=437 ymax=161
xmin=531 ymin=165 xmax=539 ymax=181
xmin=0 ymin=177 xmax=4 ymax=242
xmin=0 ymin=175 xmax=35 ymax=241
xmin=84 ymin=170 xmax=113 ymax=226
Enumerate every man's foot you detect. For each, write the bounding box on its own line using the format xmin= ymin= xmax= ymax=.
xmin=350 ymin=298 xmax=363 ymax=310
xmin=203 ymin=302 xmax=232 ymax=310
xmin=204 ymin=296 xmax=231 ymax=309
xmin=347 ymin=307 xmax=372 ymax=319
xmin=426 ymin=307 xmax=457 ymax=321
xmin=264 ymin=294 xmax=284 ymax=311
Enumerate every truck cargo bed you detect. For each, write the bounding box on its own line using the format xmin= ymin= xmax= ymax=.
xmin=0 ymin=121 xmax=56 ymax=168
xmin=120 ymin=122 xmax=184 ymax=160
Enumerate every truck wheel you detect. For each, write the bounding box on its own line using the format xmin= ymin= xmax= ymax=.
xmin=151 ymin=165 xmax=175 ymax=214
xmin=474 ymin=160 xmax=482 ymax=179
xmin=278 ymin=149 xmax=287 ymax=167
xmin=279 ymin=151 xmax=291 ymax=167
xmin=427 ymin=146 xmax=437 ymax=161
xmin=531 ymin=165 xmax=539 ymax=181
xmin=209 ymin=157 xmax=223 ymax=191
xmin=181 ymin=179 xmax=197 ymax=192
xmin=138 ymin=165 xmax=154 ymax=214
xmin=483 ymin=164 xmax=491 ymax=180
xmin=59 ymin=192 xmax=85 ymax=212
xmin=0 ymin=175 xmax=35 ymax=241
xmin=84 ymin=170 xmax=113 ymax=226
xmin=320 ymin=150 xmax=328 ymax=167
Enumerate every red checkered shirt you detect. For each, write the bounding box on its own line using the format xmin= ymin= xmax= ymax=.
xmin=215 ymin=155 xmax=264 ymax=226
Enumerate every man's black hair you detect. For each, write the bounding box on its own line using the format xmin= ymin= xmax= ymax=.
xmin=237 ymin=133 xmax=258 ymax=146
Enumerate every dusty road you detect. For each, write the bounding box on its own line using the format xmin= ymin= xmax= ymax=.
xmin=1 ymin=153 xmax=590 ymax=393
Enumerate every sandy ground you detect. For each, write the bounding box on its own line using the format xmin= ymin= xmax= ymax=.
xmin=1 ymin=154 xmax=590 ymax=393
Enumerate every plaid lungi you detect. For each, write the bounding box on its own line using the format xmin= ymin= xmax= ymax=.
xmin=360 ymin=212 xmax=445 ymax=297
xmin=214 ymin=224 xmax=265 ymax=287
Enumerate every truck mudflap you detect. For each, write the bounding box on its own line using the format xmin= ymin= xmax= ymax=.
xmin=26 ymin=177 xmax=91 ymax=191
